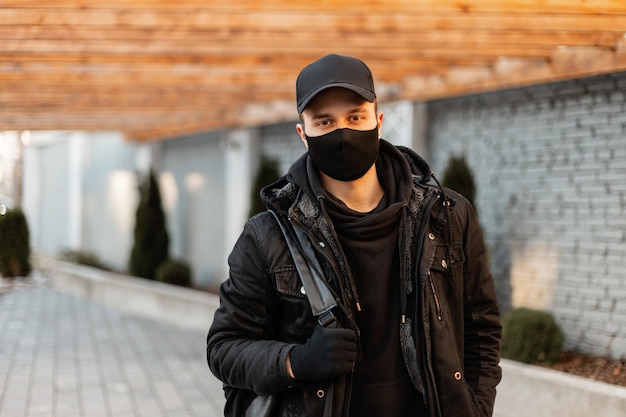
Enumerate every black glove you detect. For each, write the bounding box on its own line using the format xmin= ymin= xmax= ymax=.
xmin=289 ymin=325 xmax=357 ymax=382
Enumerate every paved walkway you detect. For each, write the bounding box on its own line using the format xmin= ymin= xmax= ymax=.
xmin=0 ymin=276 xmax=226 ymax=417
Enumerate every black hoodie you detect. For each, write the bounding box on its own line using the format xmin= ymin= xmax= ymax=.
xmin=289 ymin=140 xmax=425 ymax=416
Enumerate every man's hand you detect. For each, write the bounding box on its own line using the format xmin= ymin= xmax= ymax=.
xmin=288 ymin=325 xmax=357 ymax=382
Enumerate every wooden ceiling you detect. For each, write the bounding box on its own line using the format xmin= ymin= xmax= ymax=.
xmin=3 ymin=1 xmax=626 ymax=141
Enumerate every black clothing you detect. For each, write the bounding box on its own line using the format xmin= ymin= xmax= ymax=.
xmin=320 ymin=149 xmax=418 ymax=417
xmin=207 ymin=140 xmax=502 ymax=417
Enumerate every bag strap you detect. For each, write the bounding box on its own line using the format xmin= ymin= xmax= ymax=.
xmin=269 ymin=210 xmax=338 ymax=328
xmin=270 ymin=210 xmax=339 ymax=417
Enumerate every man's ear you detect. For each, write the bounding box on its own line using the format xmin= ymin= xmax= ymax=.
xmin=377 ymin=111 xmax=384 ymax=137
xmin=296 ymin=123 xmax=308 ymax=149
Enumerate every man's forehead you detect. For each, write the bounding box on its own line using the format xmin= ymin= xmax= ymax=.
xmin=304 ymin=87 xmax=371 ymax=113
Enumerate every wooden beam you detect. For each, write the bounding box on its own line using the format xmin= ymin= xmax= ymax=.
xmin=3 ymin=9 xmax=626 ymax=32
xmin=4 ymin=0 xmax=626 ymax=14
xmin=0 ymin=36 xmax=617 ymax=60
xmin=3 ymin=1 xmax=626 ymax=141
xmin=2 ymin=26 xmax=621 ymax=50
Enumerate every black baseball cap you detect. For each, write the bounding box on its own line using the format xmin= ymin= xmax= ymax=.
xmin=296 ymin=54 xmax=376 ymax=114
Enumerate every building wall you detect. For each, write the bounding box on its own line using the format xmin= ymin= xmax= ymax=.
xmin=158 ymin=131 xmax=229 ymax=288
xmin=428 ymin=73 xmax=626 ymax=358
xmin=23 ymin=131 xmax=139 ymax=270
xmin=29 ymin=138 xmax=72 ymax=253
xmin=22 ymin=129 xmax=249 ymax=290
xmin=80 ymin=133 xmax=140 ymax=270
xmin=0 ymin=131 xmax=20 ymax=209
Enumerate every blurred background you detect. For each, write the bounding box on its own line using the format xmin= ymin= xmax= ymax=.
xmin=1 ymin=0 xmax=626 ymax=360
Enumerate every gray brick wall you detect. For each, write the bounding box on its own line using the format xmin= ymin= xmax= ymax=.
xmin=429 ymin=73 xmax=626 ymax=358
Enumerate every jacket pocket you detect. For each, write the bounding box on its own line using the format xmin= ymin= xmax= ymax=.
xmin=428 ymin=242 xmax=465 ymax=286
xmin=427 ymin=242 xmax=464 ymax=322
xmin=274 ymin=266 xmax=305 ymax=298
xmin=274 ymin=266 xmax=315 ymax=342
xmin=428 ymin=270 xmax=443 ymax=321
xmin=430 ymin=242 xmax=465 ymax=275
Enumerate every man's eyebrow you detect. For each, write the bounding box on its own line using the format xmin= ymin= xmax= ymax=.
xmin=310 ymin=112 xmax=331 ymax=121
xmin=310 ymin=106 xmax=367 ymax=120
xmin=347 ymin=105 xmax=368 ymax=114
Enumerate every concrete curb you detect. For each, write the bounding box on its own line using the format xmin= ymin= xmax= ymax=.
xmin=34 ymin=256 xmax=626 ymax=417
xmin=495 ymin=359 xmax=626 ymax=417
xmin=34 ymin=256 xmax=220 ymax=333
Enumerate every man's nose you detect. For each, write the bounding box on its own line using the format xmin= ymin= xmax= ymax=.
xmin=336 ymin=119 xmax=349 ymax=129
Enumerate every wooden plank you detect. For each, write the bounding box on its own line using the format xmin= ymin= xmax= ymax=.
xmin=3 ymin=9 xmax=626 ymax=33
xmin=0 ymin=110 xmax=225 ymax=124
xmin=1 ymin=26 xmax=621 ymax=50
xmin=0 ymin=70 xmax=300 ymax=86
xmin=0 ymin=53 xmax=300 ymax=66
xmin=0 ymin=41 xmax=569 ymax=61
xmin=7 ymin=18 xmax=619 ymax=58
xmin=0 ymin=53 xmax=499 ymax=81
xmin=4 ymin=0 xmax=626 ymax=14
xmin=0 ymin=92 xmax=295 ymax=108
xmin=0 ymin=58 xmax=456 ymax=76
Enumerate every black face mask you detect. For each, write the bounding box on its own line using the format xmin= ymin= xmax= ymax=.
xmin=306 ymin=127 xmax=380 ymax=181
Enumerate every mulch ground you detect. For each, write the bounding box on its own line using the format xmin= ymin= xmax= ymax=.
xmin=535 ymin=351 xmax=626 ymax=387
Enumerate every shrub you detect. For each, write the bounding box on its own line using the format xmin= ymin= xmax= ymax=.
xmin=128 ymin=170 xmax=169 ymax=279
xmin=248 ymin=154 xmax=281 ymax=218
xmin=0 ymin=208 xmax=32 ymax=278
xmin=155 ymin=258 xmax=192 ymax=287
xmin=441 ymin=154 xmax=477 ymax=211
xmin=59 ymin=249 xmax=109 ymax=270
xmin=502 ymin=307 xmax=564 ymax=364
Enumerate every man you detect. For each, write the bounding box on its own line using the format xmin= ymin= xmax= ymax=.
xmin=207 ymin=53 xmax=501 ymax=417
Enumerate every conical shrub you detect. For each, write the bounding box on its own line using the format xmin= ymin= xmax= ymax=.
xmin=441 ymin=154 xmax=477 ymax=211
xmin=248 ymin=154 xmax=280 ymax=218
xmin=128 ymin=170 xmax=169 ymax=279
xmin=0 ymin=208 xmax=32 ymax=278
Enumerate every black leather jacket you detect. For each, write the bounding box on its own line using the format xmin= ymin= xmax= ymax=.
xmin=207 ymin=143 xmax=501 ymax=417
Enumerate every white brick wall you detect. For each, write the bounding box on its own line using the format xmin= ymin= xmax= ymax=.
xmin=429 ymin=73 xmax=626 ymax=358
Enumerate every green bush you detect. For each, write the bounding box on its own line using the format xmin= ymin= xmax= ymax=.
xmin=249 ymin=154 xmax=281 ymax=218
xmin=502 ymin=307 xmax=564 ymax=364
xmin=0 ymin=208 xmax=32 ymax=278
xmin=128 ymin=170 xmax=169 ymax=279
xmin=442 ymin=154 xmax=477 ymax=211
xmin=155 ymin=258 xmax=192 ymax=287
xmin=59 ymin=249 xmax=109 ymax=270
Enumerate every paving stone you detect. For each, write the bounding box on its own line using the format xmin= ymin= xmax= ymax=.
xmin=0 ymin=285 xmax=225 ymax=417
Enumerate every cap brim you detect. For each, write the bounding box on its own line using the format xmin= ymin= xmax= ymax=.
xmin=297 ymin=82 xmax=376 ymax=114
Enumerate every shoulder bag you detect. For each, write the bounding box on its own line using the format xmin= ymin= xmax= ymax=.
xmin=245 ymin=210 xmax=338 ymax=417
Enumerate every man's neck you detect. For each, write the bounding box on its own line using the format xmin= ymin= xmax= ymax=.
xmin=320 ymin=165 xmax=384 ymax=213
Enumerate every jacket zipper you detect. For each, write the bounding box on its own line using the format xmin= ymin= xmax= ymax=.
xmin=428 ymin=270 xmax=443 ymax=321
